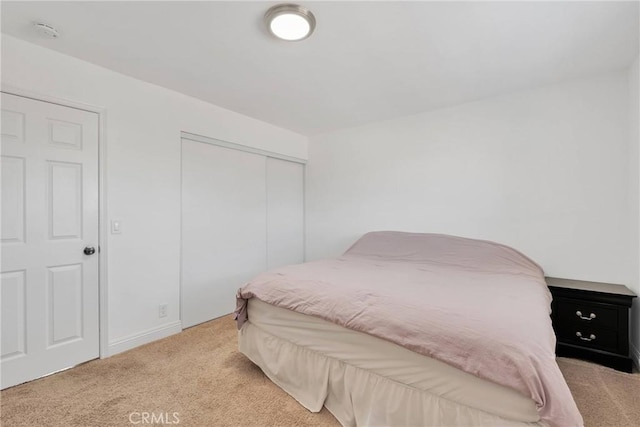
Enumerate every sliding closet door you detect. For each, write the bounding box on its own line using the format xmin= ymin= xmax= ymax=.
xmin=266 ymin=158 xmax=304 ymax=269
xmin=181 ymin=140 xmax=266 ymax=328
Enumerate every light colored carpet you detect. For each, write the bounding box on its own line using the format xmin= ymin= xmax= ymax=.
xmin=1 ymin=314 xmax=638 ymax=427
xmin=555 ymin=356 xmax=640 ymax=427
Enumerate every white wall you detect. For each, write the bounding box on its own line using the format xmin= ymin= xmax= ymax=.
xmin=307 ymin=71 xmax=631 ymax=287
xmin=1 ymin=35 xmax=308 ymax=355
xmin=3 ymin=33 xmax=637 ymax=362
xmin=628 ymin=56 xmax=640 ymax=365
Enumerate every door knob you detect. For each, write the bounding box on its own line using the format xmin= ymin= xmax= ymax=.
xmin=84 ymin=246 xmax=96 ymax=256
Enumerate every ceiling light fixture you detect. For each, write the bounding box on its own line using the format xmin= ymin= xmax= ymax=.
xmin=265 ymin=4 xmax=315 ymax=41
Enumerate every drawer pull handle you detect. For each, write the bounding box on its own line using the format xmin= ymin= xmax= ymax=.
xmin=576 ymin=311 xmax=596 ymax=320
xmin=576 ymin=332 xmax=596 ymax=341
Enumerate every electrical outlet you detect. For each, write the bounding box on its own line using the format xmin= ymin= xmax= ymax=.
xmin=159 ymin=304 xmax=168 ymax=318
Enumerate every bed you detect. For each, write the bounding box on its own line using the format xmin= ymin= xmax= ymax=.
xmin=235 ymin=231 xmax=583 ymax=427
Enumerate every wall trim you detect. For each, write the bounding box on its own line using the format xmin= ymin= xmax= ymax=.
xmin=107 ymin=321 xmax=182 ymax=357
xmin=1 ymin=84 xmax=110 ymax=360
xmin=181 ymin=131 xmax=307 ymax=165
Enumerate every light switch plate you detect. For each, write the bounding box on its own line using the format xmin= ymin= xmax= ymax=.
xmin=111 ymin=220 xmax=122 ymax=234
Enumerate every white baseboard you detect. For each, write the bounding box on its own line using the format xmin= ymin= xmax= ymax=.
xmin=106 ymin=321 xmax=182 ymax=357
xmin=631 ymin=341 xmax=640 ymax=371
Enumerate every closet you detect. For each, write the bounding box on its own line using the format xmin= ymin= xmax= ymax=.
xmin=180 ymin=133 xmax=304 ymax=328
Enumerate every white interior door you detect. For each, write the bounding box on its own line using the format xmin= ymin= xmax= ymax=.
xmin=181 ymin=139 xmax=267 ymax=328
xmin=266 ymin=158 xmax=304 ymax=269
xmin=1 ymin=93 xmax=100 ymax=389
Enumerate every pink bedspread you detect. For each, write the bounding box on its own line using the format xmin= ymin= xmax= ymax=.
xmin=235 ymin=231 xmax=583 ymax=427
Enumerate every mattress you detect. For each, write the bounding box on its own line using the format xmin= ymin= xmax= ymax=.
xmin=240 ymin=298 xmax=542 ymax=426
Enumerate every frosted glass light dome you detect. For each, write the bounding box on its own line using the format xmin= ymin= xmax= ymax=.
xmin=265 ymin=4 xmax=316 ymax=41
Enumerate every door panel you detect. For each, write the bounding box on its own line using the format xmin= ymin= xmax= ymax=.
xmin=1 ymin=109 xmax=25 ymax=144
xmin=181 ymin=139 xmax=267 ymax=328
xmin=1 ymin=93 xmax=99 ymax=389
xmin=1 ymin=270 xmax=26 ymax=360
xmin=266 ymin=158 xmax=304 ymax=269
xmin=48 ymin=161 xmax=83 ymax=239
xmin=1 ymin=156 xmax=25 ymax=243
xmin=47 ymin=264 xmax=84 ymax=346
xmin=48 ymin=119 xmax=83 ymax=150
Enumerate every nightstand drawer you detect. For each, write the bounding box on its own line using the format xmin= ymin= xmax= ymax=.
xmin=556 ymin=300 xmax=618 ymax=330
xmin=555 ymin=324 xmax=619 ymax=353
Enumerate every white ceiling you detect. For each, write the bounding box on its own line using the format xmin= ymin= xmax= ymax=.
xmin=2 ymin=1 xmax=638 ymax=135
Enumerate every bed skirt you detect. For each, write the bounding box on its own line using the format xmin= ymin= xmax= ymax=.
xmin=239 ymin=318 xmax=543 ymax=427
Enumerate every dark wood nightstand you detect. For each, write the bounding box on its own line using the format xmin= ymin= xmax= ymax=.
xmin=546 ymin=277 xmax=636 ymax=372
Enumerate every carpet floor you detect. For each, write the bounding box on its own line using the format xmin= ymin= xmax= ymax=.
xmin=1 ymin=314 xmax=639 ymax=427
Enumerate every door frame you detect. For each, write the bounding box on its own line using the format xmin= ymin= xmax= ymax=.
xmin=2 ymin=84 xmax=110 ymax=359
